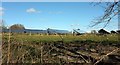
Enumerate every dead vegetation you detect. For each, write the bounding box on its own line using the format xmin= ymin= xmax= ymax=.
xmin=2 ymin=40 xmax=120 ymax=64
xmin=1 ymin=34 xmax=120 ymax=65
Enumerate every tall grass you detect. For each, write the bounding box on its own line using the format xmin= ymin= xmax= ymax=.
xmin=2 ymin=33 xmax=120 ymax=64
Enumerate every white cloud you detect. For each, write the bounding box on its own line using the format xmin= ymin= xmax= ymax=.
xmin=0 ymin=7 xmax=4 ymax=16
xmin=26 ymin=8 xmax=41 ymax=13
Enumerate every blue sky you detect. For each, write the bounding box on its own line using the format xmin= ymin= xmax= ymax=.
xmin=1 ymin=2 xmax=118 ymax=32
xmin=3 ymin=0 xmax=117 ymax=2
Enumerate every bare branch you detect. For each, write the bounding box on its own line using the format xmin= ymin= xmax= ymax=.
xmin=90 ymin=1 xmax=119 ymax=28
xmin=94 ymin=48 xmax=120 ymax=65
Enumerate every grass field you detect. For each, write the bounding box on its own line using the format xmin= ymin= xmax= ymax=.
xmin=2 ymin=33 xmax=120 ymax=64
xmin=3 ymin=33 xmax=119 ymax=42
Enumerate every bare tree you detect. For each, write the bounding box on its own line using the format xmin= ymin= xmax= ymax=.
xmin=90 ymin=0 xmax=119 ymax=28
xmin=0 ymin=20 xmax=7 ymax=30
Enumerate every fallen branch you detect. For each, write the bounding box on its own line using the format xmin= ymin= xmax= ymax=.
xmin=94 ymin=48 xmax=119 ymax=65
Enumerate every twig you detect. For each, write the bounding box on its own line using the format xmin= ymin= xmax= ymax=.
xmin=90 ymin=2 xmax=119 ymax=28
xmin=94 ymin=48 xmax=119 ymax=65
xmin=41 ymin=42 xmax=43 ymax=64
xmin=7 ymin=29 xmax=11 ymax=63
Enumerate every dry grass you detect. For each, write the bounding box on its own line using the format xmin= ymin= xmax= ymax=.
xmin=2 ymin=33 xmax=120 ymax=64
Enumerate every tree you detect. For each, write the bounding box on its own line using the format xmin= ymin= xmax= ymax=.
xmin=91 ymin=30 xmax=97 ymax=34
xmin=111 ymin=30 xmax=117 ymax=34
xmin=90 ymin=1 xmax=119 ymax=28
xmin=47 ymin=28 xmax=51 ymax=35
xmin=116 ymin=30 xmax=120 ymax=34
xmin=0 ymin=20 xmax=7 ymax=30
xmin=9 ymin=24 xmax=25 ymax=30
xmin=98 ymin=29 xmax=110 ymax=34
xmin=0 ymin=20 xmax=7 ymax=33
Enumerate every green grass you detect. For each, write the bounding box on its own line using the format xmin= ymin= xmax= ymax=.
xmin=3 ymin=33 xmax=119 ymax=43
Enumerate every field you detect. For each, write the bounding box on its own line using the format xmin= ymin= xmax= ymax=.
xmin=2 ymin=33 xmax=120 ymax=64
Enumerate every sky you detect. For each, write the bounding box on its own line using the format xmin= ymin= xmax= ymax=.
xmin=1 ymin=2 xmax=118 ymax=32
xmin=2 ymin=0 xmax=118 ymax=2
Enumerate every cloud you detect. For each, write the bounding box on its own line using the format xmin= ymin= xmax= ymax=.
xmin=0 ymin=7 xmax=4 ymax=16
xmin=26 ymin=8 xmax=41 ymax=13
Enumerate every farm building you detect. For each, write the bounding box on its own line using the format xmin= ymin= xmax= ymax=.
xmin=2 ymin=29 xmax=69 ymax=34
